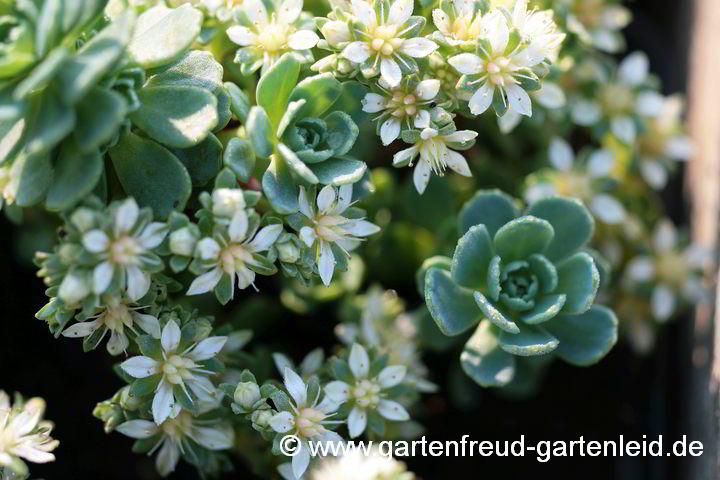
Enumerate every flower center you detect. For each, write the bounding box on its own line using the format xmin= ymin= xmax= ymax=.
xmin=388 ymin=92 xmax=418 ymax=117
xmin=162 ymin=354 xmax=197 ymax=385
xmin=295 ymin=407 xmax=327 ymax=438
xmin=161 ymin=411 xmax=193 ymax=440
xmin=220 ymin=244 xmax=253 ymax=275
xmin=103 ymin=304 xmax=132 ymax=331
xmin=351 ymin=379 xmax=382 ymax=407
xmin=257 ymin=21 xmax=291 ymax=52
xmin=599 ymin=83 xmax=634 ymax=114
xmin=109 ymin=236 xmax=143 ymax=265
xmin=370 ymin=25 xmax=402 ymax=56
xmin=486 ymin=56 xmax=511 ymax=86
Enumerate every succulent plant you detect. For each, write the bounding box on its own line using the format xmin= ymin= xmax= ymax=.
xmin=422 ymin=190 xmax=618 ymax=388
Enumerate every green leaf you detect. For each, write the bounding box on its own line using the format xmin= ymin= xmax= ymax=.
xmin=520 ymin=294 xmax=566 ymax=325
xmin=542 ymin=305 xmax=618 ymax=366
xmin=461 ymin=320 xmax=516 ymax=387
xmin=13 ymin=47 xmax=68 ymax=101
xmin=127 ymin=4 xmax=203 ymax=68
xmin=278 ymin=143 xmax=319 ymax=184
xmin=225 ymin=81 xmax=250 ymax=123
xmin=323 ymin=111 xmax=359 ymax=156
xmin=170 ymin=133 xmax=223 ymax=186
xmin=498 ymin=323 xmax=558 ymax=356
xmin=45 ymin=141 xmax=103 ymax=211
xmin=14 ymin=151 xmax=52 ymax=207
xmin=424 ymin=267 xmax=482 ymax=336
xmin=256 ymin=53 xmax=301 ymax=131
xmin=525 ymin=196 xmax=595 ymax=262
xmin=56 ymin=12 xmax=134 ymax=105
xmin=26 ymin=90 xmax=76 ymax=154
xmin=555 ymin=252 xmax=600 ymax=314
xmin=458 ymin=189 xmax=518 ymax=237
xmin=473 ymin=290 xmax=518 ymax=334
xmin=307 ymin=157 xmax=366 ymax=185
xmin=262 ymin=154 xmax=299 ymax=214
xmin=486 ymin=255 xmax=501 ymax=301
xmin=109 ymin=132 xmax=192 ymax=219
xmin=246 ymin=106 xmax=273 ymax=159
xmin=415 ymin=255 xmax=451 ymax=296
xmin=35 ymin=0 xmax=62 ymax=58
xmin=323 ymin=81 xmax=371 ymax=127
xmin=0 ymin=116 xmax=28 ymax=164
xmin=288 ymin=73 xmax=343 ymax=120
xmin=224 ymin=137 xmax=255 ymax=182
xmin=451 ymin=225 xmax=493 ymax=290
xmin=215 ymin=273 xmax=233 ymax=305
xmin=73 ymin=87 xmax=128 ymax=153
xmin=129 ymin=375 xmax=161 ymax=397
xmin=492 ymin=215 xmax=554 ymax=262
xmin=131 ymin=85 xmax=218 ymax=148
xmin=526 ymin=253 xmax=557 ymax=293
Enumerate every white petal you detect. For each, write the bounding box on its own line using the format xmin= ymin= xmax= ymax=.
xmin=351 ymin=0 xmax=376 ymax=28
xmin=138 ymin=222 xmax=168 ymax=249
xmin=152 ymin=380 xmax=175 ymax=425
xmin=133 ymin=313 xmax=161 ymax=338
xmin=445 ymin=150 xmax=471 ymax=176
xmin=156 ymin=439 xmax=180 ymax=477
xmin=269 ymin=412 xmax=294 ymax=433
xmin=226 ymin=25 xmax=257 ymax=46
xmin=625 ymin=256 xmax=655 ymax=282
xmin=288 ymin=30 xmax=319 ymax=50
xmin=415 ymin=79 xmax=440 ymax=100
xmin=361 ymin=93 xmax=388 ymax=113
xmin=192 ymin=424 xmax=235 ymax=450
xmin=618 ymin=51 xmax=649 ymax=86
xmin=377 ymin=365 xmax=407 ymax=388
xmin=121 ymin=356 xmax=159 ymax=378
xmin=506 ymin=84 xmax=532 ymax=117
xmin=590 ymin=194 xmax=626 ymax=224
xmin=83 ymin=230 xmax=109 ymax=253
xmin=125 ymin=265 xmax=151 ymax=301
xmin=413 ymin=109 xmax=430 ymax=129
xmin=318 ymin=240 xmax=336 ymax=286
xmin=611 ymin=116 xmax=636 ymax=144
xmin=398 ymin=37 xmax=437 ymax=58
xmin=498 ymin=110 xmax=521 ymax=133
xmin=334 ymin=183 xmax=353 ymax=214
xmin=161 ymin=320 xmax=181 ymax=353
xmin=278 ymin=0 xmax=302 ymax=24
xmin=277 ymin=463 xmax=296 ymax=480
xmin=299 ymin=226 xmax=317 ymax=248
xmin=247 ymin=224 xmax=283 ymax=252
xmin=487 ymin=12 xmax=509 ymax=53
xmin=380 ymin=57 xmax=402 ymax=88
xmin=107 ymin=330 xmax=130 ymax=355
xmin=283 ymin=367 xmax=308 ymax=406
xmin=187 ymin=267 xmax=223 ymax=295
xmin=376 ymin=399 xmax=410 ymax=420
xmin=432 ymin=9 xmax=450 ymax=34
xmin=388 ymin=0 xmax=413 ymax=25
xmin=347 ymin=407 xmax=367 ymax=438
xmin=413 ymin=159 xmax=432 ymax=194
xmin=292 ymin=442 xmax=311 ymax=479
xmin=93 ymin=260 xmax=114 ymax=295
xmin=196 ymin=237 xmax=221 ymax=260
xmin=448 ymin=53 xmax=484 ymax=75
xmin=640 ymin=159 xmax=668 ymax=189
xmin=348 ymin=343 xmax=369 ymax=379
xmin=317 ymin=185 xmax=337 ymax=213
xmin=380 ymin=117 xmax=401 ymax=145
xmin=229 ymin=209 xmax=249 ymax=242
xmin=244 ymin=0 xmax=269 ymax=27
xmin=651 ymin=284 xmax=676 ymax=322
xmin=571 ymin=100 xmax=602 ymax=125
xmin=316 ymin=394 xmax=340 ymax=414
xmin=114 ymin=198 xmax=139 ymax=236
xmin=298 ymin=186 xmax=314 ymax=218
xmin=468 ymin=82 xmax=493 ymax=115
xmin=548 ymin=137 xmax=574 ymax=171
xmin=342 ymin=41 xmax=372 ymax=64
xmin=653 ymin=219 xmax=677 ymax=252
xmin=533 ymin=82 xmax=566 ymax=109
xmin=343 ymin=219 xmax=381 ymax=237
xmin=116 ymin=419 xmax=158 ymax=439
xmin=299 ymin=348 xmax=324 ymax=376
xmin=587 ymin=148 xmax=614 ymax=178
xmin=189 ymin=336 xmax=228 ymax=361
xmin=324 ymin=381 xmax=351 ymax=402
xmin=635 ymin=91 xmax=665 ymax=117
xmin=62 ymin=319 xmax=101 ymax=338
xmin=392 ymin=145 xmax=418 ymax=167
xmin=442 ymin=129 xmax=477 ymax=144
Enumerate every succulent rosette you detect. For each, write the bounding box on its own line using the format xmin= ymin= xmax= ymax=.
xmin=422 ymin=190 xmax=618 ymax=388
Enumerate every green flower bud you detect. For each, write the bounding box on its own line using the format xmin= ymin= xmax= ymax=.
xmin=58 ymin=272 xmax=91 ymax=305
xmin=70 ymin=208 xmax=97 ymax=233
xmin=277 ymin=240 xmax=301 ymax=264
xmin=250 ymin=409 xmax=272 ymax=428
xmin=234 ymin=381 xmax=261 ymax=409
xmin=169 ymin=226 xmax=198 ymax=256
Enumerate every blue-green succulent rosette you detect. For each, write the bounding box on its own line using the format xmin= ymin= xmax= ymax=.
xmin=422 ymin=190 xmax=618 ymax=388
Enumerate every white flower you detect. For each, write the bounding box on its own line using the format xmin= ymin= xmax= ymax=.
xmin=392 ymin=127 xmax=475 ymax=194
xmin=431 ymin=0 xmax=484 ymax=46
xmin=362 ymin=78 xmax=441 ymax=145
xmin=120 ymin=320 xmax=228 ymax=425
xmin=81 ymin=198 xmax=168 ymax=301
xmin=57 ymin=271 xmax=92 ymax=305
xmin=511 ymin=0 xmax=565 ymax=61
xmin=525 ymin=137 xmax=626 ymax=224
xmin=0 ymin=164 xmax=19 ymax=210
xmin=61 ymin=297 xmax=161 ymax=355
xmin=273 ymin=348 xmax=325 ymax=380
xmin=561 ymin=0 xmax=631 ymax=53
xmin=116 ymin=410 xmax=234 ymax=477
xmin=0 ymin=393 xmax=59 ymax=474
xmin=324 ymin=344 xmax=410 ymax=438
xmin=227 ymin=0 xmax=319 ymax=74
xmin=269 ymin=368 xmax=343 ymax=479
xmin=339 ymin=0 xmax=438 ymax=87
xmin=169 ymin=226 xmax=198 ymax=257
xmin=308 ymin=447 xmax=414 ymax=480
xmin=211 ymin=188 xmax=246 ymax=219
xmin=186 ymin=207 xmax=283 ymax=297
xmin=295 ymin=185 xmax=380 ymax=286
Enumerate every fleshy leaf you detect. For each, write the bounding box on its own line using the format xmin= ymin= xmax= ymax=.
xmin=451 ymin=225 xmax=493 ymax=290
xmin=46 ymin=142 xmax=103 ymax=211
xmin=458 ymin=189 xmax=519 ymax=237
xmin=527 ymin=253 xmax=557 ymax=294
xmin=492 ymin=216 xmax=554 ymax=262
xmin=555 ymin=252 xmax=600 ymax=314
xmin=425 ymin=268 xmax=482 ymax=336
xmin=541 ymin=305 xmax=618 ymax=366
xmin=288 ymin=73 xmax=343 ymax=120
xmin=73 ymin=87 xmax=128 ymax=153
xmin=323 ymin=111 xmax=359 ymax=156
xmin=415 ymin=256 xmax=451 ymax=295
xmin=256 ymin=52 xmax=301 ymax=130
xmin=520 ymin=294 xmax=566 ymax=325
xmin=498 ymin=323 xmax=559 ymax=356
xmin=170 ymin=133 xmax=223 ymax=186
xmin=526 ymin=196 xmax=595 ymax=262
xmin=246 ymin=107 xmax=273 ymax=159
xmin=223 ymin=137 xmax=255 ymax=182
xmin=308 ymin=157 xmax=366 ymax=185
xmin=461 ymin=320 xmax=516 ymax=387
xmin=14 ymin=151 xmax=52 ymax=207
xmin=473 ymin=290 xmax=518 ymax=334
xmin=262 ymin=155 xmax=299 ymax=214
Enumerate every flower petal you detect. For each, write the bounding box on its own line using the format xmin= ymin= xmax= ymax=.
xmin=83 ymin=230 xmax=109 ymax=253
xmin=347 ymin=407 xmax=367 ymax=438
xmin=62 ymin=319 xmax=101 ymax=338
xmin=380 ymin=117 xmax=401 ymax=145
xmin=348 ymin=343 xmax=369 ymax=379
xmin=244 ymin=0 xmax=269 ymax=27
xmin=398 ymin=37 xmax=437 ymax=58
xmin=278 ymin=0 xmax=302 ymax=24
xmin=269 ymin=412 xmax=294 ymax=433
xmin=317 ymin=185 xmax=336 ymax=213
xmin=445 ymin=150 xmax=472 ymax=176
xmin=114 ymin=198 xmax=139 ymax=236
xmin=152 ymin=380 xmax=175 ymax=425
xmin=342 ymin=219 xmax=381 ymax=237
xmin=506 ymin=83 xmax=532 ymax=117
xmin=283 ymin=367 xmax=308 ymax=406
xmin=380 ymin=57 xmax=402 ymax=87
xmin=323 ymin=381 xmax=351 ymax=402
xmin=318 ymin=240 xmax=336 ymax=286
xmin=161 ymin=320 xmax=181 ymax=353
xmin=618 ymin=51 xmax=649 ymax=86
xmin=138 ymin=222 xmax=168 ymax=249
xmin=288 ymin=30 xmax=319 ymax=50
xmin=93 ymin=260 xmax=114 ymax=295
xmin=189 ymin=336 xmax=228 ymax=361
xmin=377 ymin=365 xmax=407 ymax=388
xmin=187 ymin=267 xmax=223 ymax=295
xmin=388 ymin=0 xmax=413 ymax=25
xmin=227 ymin=25 xmax=257 ymax=46
xmin=156 ymin=439 xmax=180 ymax=476
xmin=116 ymin=419 xmax=158 ymax=439
xmin=468 ymin=82 xmax=493 ymax=115
xmin=412 ymin=158 xmax=432 ymax=194
xmin=126 ymin=265 xmax=151 ymax=301
xmin=229 ymin=209 xmax=250 ymax=242
xmin=342 ymin=41 xmax=372 ymax=63
xmin=361 ymin=93 xmax=388 ymax=113
xmin=247 ymin=224 xmax=283 ymax=252
xmin=448 ymin=53 xmax=484 ymax=75
xmin=651 ymin=284 xmax=675 ymax=322
xmin=415 ymin=79 xmax=440 ymax=100
xmin=377 ymin=399 xmax=410 ymax=420
xmin=548 ymin=137 xmax=574 ymax=171
xmin=133 ymin=313 xmax=162 ymax=338
xmin=121 ymin=356 xmax=159 ymax=378
xmin=292 ymin=441 xmax=311 ymax=479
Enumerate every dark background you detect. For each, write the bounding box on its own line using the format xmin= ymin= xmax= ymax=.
xmin=0 ymin=1 xmax=698 ymax=479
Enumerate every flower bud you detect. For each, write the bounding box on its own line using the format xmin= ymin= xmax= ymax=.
xmin=58 ymin=272 xmax=91 ymax=305
xmin=251 ymin=409 xmax=272 ymax=428
xmin=169 ymin=226 xmax=197 ymax=256
xmin=70 ymin=208 xmax=97 ymax=233
xmin=212 ymin=188 xmax=246 ymax=218
xmin=196 ymin=237 xmax=221 ymax=260
xmin=321 ymin=21 xmax=350 ymax=47
xmin=234 ymin=381 xmax=261 ymax=409
xmin=277 ymin=241 xmax=300 ymax=264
